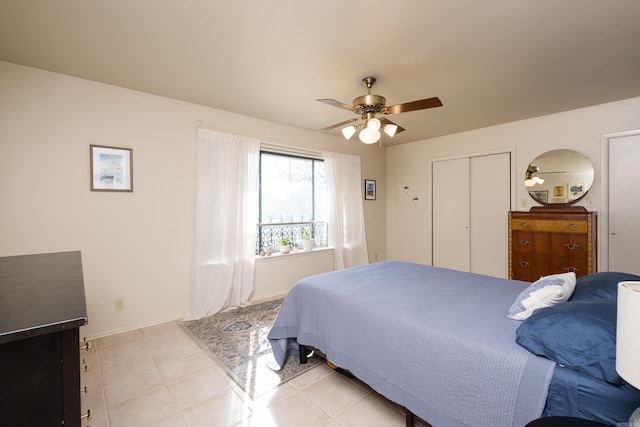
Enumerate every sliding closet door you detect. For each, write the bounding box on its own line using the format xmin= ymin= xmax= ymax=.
xmin=432 ymin=158 xmax=470 ymax=271
xmin=469 ymin=153 xmax=511 ymax=277
xmin=432 ymin=152 xmax=511 ymax=276
xmin=608 ymin=133 xmax=640 ymax=275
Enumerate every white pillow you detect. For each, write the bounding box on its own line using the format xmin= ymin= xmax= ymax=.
xmin=508 ymin=272 xmax=576 ymax=320
xmin=629 ymin=407 xmax=640 ymax=427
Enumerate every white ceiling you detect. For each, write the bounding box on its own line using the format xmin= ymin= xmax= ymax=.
xmin=1 ymin=0 xmax=640 ymax=145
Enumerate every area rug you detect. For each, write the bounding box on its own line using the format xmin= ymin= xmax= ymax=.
xmin=181 ymin=298 xmax=324 ymax=398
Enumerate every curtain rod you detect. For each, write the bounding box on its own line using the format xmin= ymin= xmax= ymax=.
xmin=260 ymin=142 xmax=323 ymax=159
xmin=195 ymin=122 xmax=324 ymax=159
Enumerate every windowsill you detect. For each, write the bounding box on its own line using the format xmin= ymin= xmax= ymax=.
xmin=255 ymin=247 xmax=333 ymax=262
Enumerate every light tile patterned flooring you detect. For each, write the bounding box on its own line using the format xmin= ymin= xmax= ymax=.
xmin=81 ymin=320 xmax=431 ymax=427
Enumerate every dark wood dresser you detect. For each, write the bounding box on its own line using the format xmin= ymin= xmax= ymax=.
xmin=0 ymin=251 xmax=88 ymax=426
xmin=509 ymin=208 xmax=597 ymax=281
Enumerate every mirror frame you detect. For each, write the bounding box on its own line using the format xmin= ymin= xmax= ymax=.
xmin=525 ymin=149 xmax=594 ymax=207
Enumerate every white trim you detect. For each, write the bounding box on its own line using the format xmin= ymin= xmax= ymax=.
xmin=255 ymin=247 xmax=334 ymax=262
xmin=599 ymin=129 xmax=640 ymax=272
xmin=81 ymin=315 xmax=185 ymax=341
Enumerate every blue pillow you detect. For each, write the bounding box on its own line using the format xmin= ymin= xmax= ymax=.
xmin=570 ymin=272 xmax=640 ymax=301
xmin=516 ymin=298 xmax=622 ymax=385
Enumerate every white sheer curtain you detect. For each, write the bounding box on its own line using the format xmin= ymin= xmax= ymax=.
xmin=185 ymin=129 xmax=260 ymax=320
xmin=323 ymin=151 xmax=369 ymax=270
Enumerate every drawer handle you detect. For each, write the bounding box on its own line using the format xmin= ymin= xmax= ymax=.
xmin=564 ymin=242 xmax=579 ymax=250
xmin=564 ymin=267 xmax=578 ymax=273
xmin=518 ymin=240 xmax=531 ymax=246
xmin=518 ymin=222 xmax=530 ymax=229
xmin=81 ymin=409 xmax=93 ymax=421
xmin=518 ymin=261 xmax=530 ymax=267
xmin=565 ymin=223 xmax=579 ymax=230
xmin=80 ymin=339 xmax=92 ymax=352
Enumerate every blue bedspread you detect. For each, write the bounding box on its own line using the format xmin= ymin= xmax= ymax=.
xmin=268 ymin=261 xmax=556 ymax=427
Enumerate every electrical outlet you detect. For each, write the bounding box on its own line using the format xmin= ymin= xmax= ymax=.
xmin=115 ymin=298 xmax=124 ymax=311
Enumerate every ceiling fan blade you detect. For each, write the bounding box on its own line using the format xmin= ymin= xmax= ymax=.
xmin=317 ymin=98 xmax=357 ymax=112
xmin=315 ymin=118 xmax=358 ymax=133
xmin=379 ymin=117 xmax=406 ymax=134
xmin=385 ymin=97 xmax=443 ymax=115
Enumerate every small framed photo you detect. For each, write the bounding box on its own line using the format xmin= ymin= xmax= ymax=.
xmin=569 ymin=182 xmax=585 ymax=200
xmin=553 ymin=185 xmax=565 ymax=198
xmin=90 ymin=145 xmax=133 ymax=192
xmin=364 ymin=179 xmax=376 ymax=200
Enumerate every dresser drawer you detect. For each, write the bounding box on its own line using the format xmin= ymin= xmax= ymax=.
xmin=511 ymin=231 xmax=548 ymax=255
xmin=511 ymin=255 xmax=588 ymax=281
xmin=549 ymin=234 xmax=588 ymax=258
xmin=510 ymin=254 xmax=549 ymax=282
xmin=510 ymin=218 xmax=588 ymax=233
xmin=550 ymin=257 xmax=589 ymax=276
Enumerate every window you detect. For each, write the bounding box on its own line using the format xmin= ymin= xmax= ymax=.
xmin=257 ymin=151 xmax=328 ymax=253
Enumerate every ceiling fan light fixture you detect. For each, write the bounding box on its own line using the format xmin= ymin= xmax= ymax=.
xmin=383 ymin=124 xmax=398 ymax=137
xmin=366 ymin=118 xmax=381 ymax=131
xmin=317 ymin=77 xmax=442 ymax=145
xmin=341 ymin=125 xmax=357 ymax=140
xmin=359 ymin=128 xmax=380 ymax=144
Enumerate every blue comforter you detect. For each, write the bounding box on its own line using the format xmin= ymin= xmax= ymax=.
xmin=268 ymin=261 xmax=555 ymax=427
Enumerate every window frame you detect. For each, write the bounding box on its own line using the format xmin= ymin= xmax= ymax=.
xmin=257 ymin=150 xmax=328 ymax=254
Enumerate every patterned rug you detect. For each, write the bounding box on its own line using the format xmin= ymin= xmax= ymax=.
xmin=181 ymin=298 xmax=324 ymax=398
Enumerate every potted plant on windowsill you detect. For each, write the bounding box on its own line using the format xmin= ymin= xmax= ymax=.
xmin=278 ymin=237 xmax=291 ymax=254
xmin=301 ymin=227 xmax=313 ymax=252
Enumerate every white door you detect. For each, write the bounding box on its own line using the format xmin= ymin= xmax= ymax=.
xmin=609 ymin=133 xmax=640 ymax=275
xmin=432 ymin=152 xmax=511 ymax=276
xmin=470 ymin=153 xmax=511 ymax=277
xmin=432 ymin=157 xmax=470 ymax=271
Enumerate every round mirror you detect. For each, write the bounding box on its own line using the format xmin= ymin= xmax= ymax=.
xmin=525 ymin=149 xmax=594 ymax=205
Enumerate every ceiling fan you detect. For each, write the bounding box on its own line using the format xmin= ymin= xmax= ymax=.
xmin=316 ymin=77 xmax=443 ymax=144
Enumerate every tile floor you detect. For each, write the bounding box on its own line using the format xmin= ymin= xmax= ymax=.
xmin=81 ymin=320 xmax=431 ymax=427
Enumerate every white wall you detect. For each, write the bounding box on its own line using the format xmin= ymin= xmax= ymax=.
xmin=386 ymin=97 xmax=640 ymax=264
xmin=253 ymin=249 xmax=335 ymax=302
xmin=0 ymin=61 xmax=387 ymax=338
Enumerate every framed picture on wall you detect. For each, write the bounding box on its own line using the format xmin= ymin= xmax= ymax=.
xmin=569 ymin=182 xmax=585 ymax=200
xmin=364 ymin=179 xmax=376 ymax=200
xmin=553 ymin=185 xmax=565 ymax=198
xmin=90 ymin=145 xmax=133 ymax=192
xmin=530 ymin=190 xmax=548 ymax=203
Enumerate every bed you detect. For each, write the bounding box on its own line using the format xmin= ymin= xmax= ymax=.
xmin=267 ymin=261 xmax=640 ymax=427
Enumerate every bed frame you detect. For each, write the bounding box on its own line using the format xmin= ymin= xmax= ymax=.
xmin=299 ymin=344 xmax=417 ymax=426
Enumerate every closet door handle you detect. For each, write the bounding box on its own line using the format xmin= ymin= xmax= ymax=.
xmin=564 ymin=242 xmax=579 ymax=250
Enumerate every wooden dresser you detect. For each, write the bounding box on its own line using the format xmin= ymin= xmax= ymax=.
xmin=0 ymin=251 xmax=89 ymax=426
xmin=509 ymin=208 xmax=597 ymax=281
